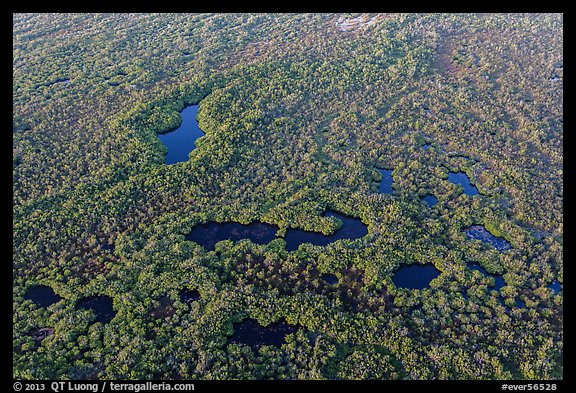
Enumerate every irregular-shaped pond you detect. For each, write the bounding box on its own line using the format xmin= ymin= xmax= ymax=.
xmin=76 ymin=296 xmax=115 ymax=323
xmin=28 ymin=327 xmax=54 ymax=342
xmin=180 ymin=289 xmax=201 ymax=305
xmin=466 ymin=225 xmax=511 ymax=252
xmin=101 ymin=242 xmax=114 ymax=252
xmin=150 ymin=296 xmax=175 ymax=320
xmin=468 ymin=263 xmax=505 ymax=290
xmin=24 ymin=285 xmax=61 ymax=308
xmin=228 ymin=319 xmax=299 ymax=349
xmin=283 ymin=211 xmax=368 ymax=252
xmin=320 ymin=274 xmax=339 ymax=285
xmin=378 ymin=168 xmax=394 ymax=194
xmin=187 ymin=222 xmax=279 ymax=251
xmin=186 ymin=210 xmax=368 ymax=252
xmin=448 ymin=171 xmax=479 ymax=196
xmin=157 ymin=105 xmax=205 ymax=165
xmin=548 ymin=280 xmax=562 ymax=294
xmin=392 ymin=264 xmax=440 ymax=289
xmin=422 ymin=194 xmax=438 ymax=208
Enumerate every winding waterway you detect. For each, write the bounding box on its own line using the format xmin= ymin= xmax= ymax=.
xmin=186 ymin=210 xmax=368 ymax=252
xmin=157 ymin=105 xmax=204 ymax=165
xmin=448 ymin=171 xmax=479 ymax=196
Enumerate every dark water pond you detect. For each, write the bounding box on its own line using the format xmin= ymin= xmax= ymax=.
xmin=180 ymin=289 xmax=201 ymax=304
xmin=422 ymin=194 xmax=438 ymax=208
xmin=157 ymin=105 xmax=205 ymax=165
xmin=320 ymin=274 xmax=339 ymax=285
xmin=28 ymin=327 xmax=54 ymax=342
xmin=466 ymin=225 xmax=511 ymax=252
xmin=101 ymin=242 xmax=114 ymax=252
xmin=228 ymin=319 xmax=299 ymax=349
xmin=392 ymin=264 xmax=440 ymax=289
xmin=76 ymin=296 xmax=115 ymax=323
xmin=283 ymin=211 xmax=368 ymax=252
xmin=24 ymin=285 xmax=61 ymax=308
xmin=187 ymin=210 xmax=368 ymax=252
xmin=448 ymin=171 xmax=479 ymax=196
xmin=187 ymin=222 xmax=279 ymax=251
xmin=468 ymin=263 xmax=505 ymax=290
xmin=548 ymin=280 xmax=562 ymax=294
xmin=378 ymin=168 xmax=394 ymax=194
xmin=150 ymin=296 xmax=175 ymax=319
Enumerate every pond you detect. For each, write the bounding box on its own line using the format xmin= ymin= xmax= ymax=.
xmin=392 ymin=264 xmax=440 ymax=289
xmin=378 ymin=168 xmax=394 ymax=194
xmin=283 ymin=211 xmax=368 ymax=252
xmin=101 ymin=242 xmax=114 ymax=252
xmin=320 ymin=274 xmax=339 ymax=285
xmin=24 ymin=285 xmax=62 ymax=308
xmin=76 ymin=296 xmax=115 ymax=323
xmin=548 ymin=280 xmax=562 ymax=294
xmin=468 ymin=263 xmax=505 ymax=290
xmin=157 ymin=105 xmax=205 ymax=165
xmin=186 ymin=221 xmax=279 ymax=251
xmin=150 ymin=296 xmax=175 ymax=320
xmin=228 ymin=319 xmax=299 ymax=349
xmin=180 ymin=289 xmax=201 ymax=305
xmin=28 ymin=327 xmax=54 ymax=342
xmin=422 ymin=194 xmax=438 ymax=208
xmin=186 ymin=210 xmax=368 ymax=252
xmin=466 ymin=225 xmax=511 ymax=252
xmin=448 ymin=171 xmax=479 ymax=196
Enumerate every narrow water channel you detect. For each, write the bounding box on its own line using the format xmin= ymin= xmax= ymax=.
xmin=157 ymin=105 xmax=205 ymax=165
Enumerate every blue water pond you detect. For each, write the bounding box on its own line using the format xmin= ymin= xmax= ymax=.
xmin=466 ymin=225 xmax=511 ymax=252
xmin=422 ymin=194 xmax=438 ymax=208
xmin=448 ymin=171 xmax=479 ymax=196
xmin=157 ymin=105 xmax=205 ymax=165
xmin=378 ymin=169 xmax=394 ymax=194
xmin=392 ymin=264 xmax=440 ymax=289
